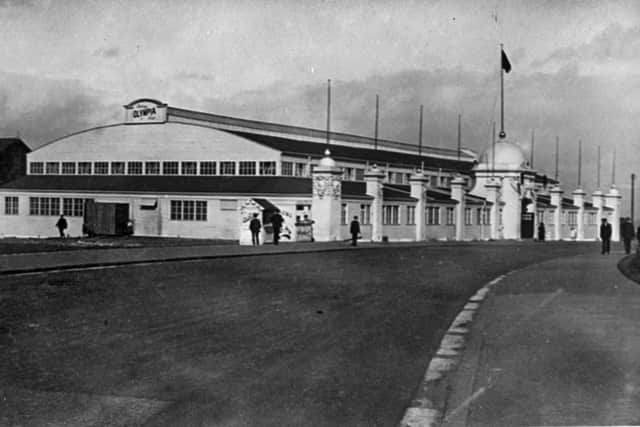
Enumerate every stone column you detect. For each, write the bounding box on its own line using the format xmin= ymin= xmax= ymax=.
xmin=572 ymin=188 xmax=586 ymax=241
xmin=485 ymin=178 xmax=501 ymax=240
xmin=550 ymin=186 xmax=563 ymax=241
xmin=410 ymin=171 xmax=429 ymax=242
xmin=311 ymin=150 xmax=342 ymax=242
xmin=592 ymin=190 xmax=604 ymax=231
xmin=365 ymin=165 xmax=385 ymax=242
xmin=605 ymin=185 xmax=622 ymax=242
xmin=450 ymin=176 xmax=466 ymax=241
xmin=500 ymin=175 xmax=522 ymax=239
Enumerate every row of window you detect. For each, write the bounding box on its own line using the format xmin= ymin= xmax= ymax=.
xmin=3 ymin=197 xmax=87 ymax=217
xmin=29 ymin=161 xmax=277 ymax=176
xmin=537 ymin=210 xmax=598 ymax=226
xmin=338 ymin=204 xmax=491 ymax=226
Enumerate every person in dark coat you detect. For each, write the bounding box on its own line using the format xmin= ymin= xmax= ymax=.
xmin=621 ymin=217 xmax=635 ymax=255
xmin=350 ymin=216 xmax=361 ymax=246
xmin=270 ymin=210 xmax=284 ymax=245
xmin=249 ymin=213 xmax=262 ymax=246
xmin=537 ymin=222 xmax=546 ymax=242
xmin=56 ymin=215 xmax=68 ymax=238
xmin=600 ymin=218 xmax=612 ymax=255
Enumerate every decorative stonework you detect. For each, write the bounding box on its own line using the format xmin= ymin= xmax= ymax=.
xmin=239 ymin=199 xmax=262 ymax=223
xmin=313 ymin=175 xmax=341 ymax=200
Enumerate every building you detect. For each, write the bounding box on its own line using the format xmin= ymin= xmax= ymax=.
xmin=0 ymin=98 xmax=621 ymax=242
xmin=0 ymin=138 xmax=30 ymax=184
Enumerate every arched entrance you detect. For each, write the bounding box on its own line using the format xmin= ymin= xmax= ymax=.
xmin=520 ymin=198 xmax=534 ymax=238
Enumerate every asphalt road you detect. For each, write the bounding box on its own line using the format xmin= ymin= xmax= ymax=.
xmin=444 ymin=249 xmax=640 ymax=426
xmin=0 ymin=242 xmax=595 ymax=426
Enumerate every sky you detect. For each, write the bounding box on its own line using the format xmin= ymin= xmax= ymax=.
xmin=1 ymin=0 xmax=640 ymax=214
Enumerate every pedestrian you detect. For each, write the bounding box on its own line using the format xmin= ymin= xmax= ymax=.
xmin=303 ymin=214 xmax=315 ymax=242
xmin=270 ymin=210 xmax=284 ymax=245
xmin=621 ymin=217 xmax=635 ymax=255
xmin=600 ymin=218 xmax=612 ymax=255
xmin=537 ymin=222 xmax=545 ymax=242
xmin=350 ymin=215 xmax=361 ymax=246
xmin=56 ymin=214 xmax=68 ymax=238
xmin=570 ymin=227 xmax=577 ymax=241
xmin=249 ymin=213 xmax=261 ymax=246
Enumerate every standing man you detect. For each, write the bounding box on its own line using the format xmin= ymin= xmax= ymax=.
xmin=270 ymin=210 xmax=284 ymax=245
xmin=621 ymin=217 xmax=635 ymax=255
xmin=249 ymin=213 xmax=262 ymax=246
xmin=537 ymin=222 xmax=546 ymax=242
xmin=600 ymin=218 xmax=612 ymax=255
xmin=56 ymin=214 xmax=68 ymax=238
xmin=350 ymin=215 xmax=361 ymax=246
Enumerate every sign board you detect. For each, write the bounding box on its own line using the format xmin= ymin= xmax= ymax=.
xmin=124 ymin=99 xmax=168 ymax=124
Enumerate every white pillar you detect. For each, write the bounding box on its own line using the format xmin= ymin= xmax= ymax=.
xmin=410 ymin=171 xmax=429 ymax=242
xmin=550 ymin=186 xmax=563 ymax=241
xmin=450 ymin=176 xmax=466 ymax=241
xmin=605 ymin=185 xmax=622 ymax=242
xmin=592 ymin=190 xmax=604 ymax=232
xmin=311 ymin=150 xmax=342 ymax=242
xmin=485 ymin=178 xmax=501 ymax=240
xmin=572 ymin=188 xmax=586 ymax=241
xmin=500 ymin=175 xmax=522 ymax=239
xmin=365 ymin=165 xmax=385 ymax=242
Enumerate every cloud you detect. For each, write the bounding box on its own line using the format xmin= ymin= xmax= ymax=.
xmin=531 ymin=23 xmax=640 ymax=71
xmin=93 ymin=47 xmax=120 ymax=58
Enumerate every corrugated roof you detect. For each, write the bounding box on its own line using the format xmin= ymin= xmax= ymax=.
xmin=228 ymin=130 xmax=474 ymax=172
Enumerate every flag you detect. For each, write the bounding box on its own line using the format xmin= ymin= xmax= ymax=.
xmin=501 ymin=49 xmax=512 ymax=73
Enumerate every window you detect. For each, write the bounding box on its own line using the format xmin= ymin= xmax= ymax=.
xmin=145 ymin=161 xmax=160 ymax=175
xmin=480 ymin=208 xmax=490 ymax=225
xmin=181 ymin=161 xmax=197 ymax=175
xmin=342 ymin=168 xmax=354 ymax=181
xmin=259 ymin=161 xmax=276 ymax=175
xmin=295 ymin=162 xmax=307 ymax=177
xmin=200 ymin=161 xmax=217 ymax=175
xmin=426 ymin=206 xmax=440 ymax=225
xmin=78 ymin=162 xmax=92 ymax=175
xmin=195 ymin=201 xmax=207 ymax=221
xmin=239 ymin=161 xmax=256 ymax=175
xmin=29 ymin=162 xmax=44 ymax=174
xmin=29 ymin=197 xmax=60 ymax=216
xmin=163 ymin=161 xmax=179 ymax=175
xmin=111 ymin=162 xmax=125 ymax=175
xmin=588 ymin=212 xmax=597 ymax=225
xmin=383 ymin=205 xmax=399 ymax=225
xmin=446 ymin=207 xmax=455 ymax=225
xmin=4 ymin=196 xmax=18 ymax=215
xmin=465 ymin=207 xmax=473 ymax=225
xmin=281 ymin=161 xmax=293 ymax=176
xmin=46 ymin=162 xmax=59 ymax=174
xmin=220 ymin=161 xmax=236 ymax=175
xmin=61 ymin=162 xmax=76 ymax=175
xmin=128 ymin=162 xmax=143 ymax=175
xmin=170 ymin=200 xmax=207 ymax=221
xmin=63 ymin=198 xmax=84 ymax=217
xmin=394 ymin=173 xmax=403 ymax=184
xmin=355 ymin=168 xmax=365 ymax=181
xmin=567 ymin=211 xmax=578 ymax=226
xmin=406 ymin=206 xmax=416 ymax=225
xmin=537 ymin=210 xmax=544 ymax=222
xmin=476 ymin=208 xmax=483 ymax=225
xmin=94 ymin=162 xmax=109 ymax=175
xmin=360 ymin=204 xmax=371 ymax=225
xmin=341 ymin=204 xmax=348 ymax=225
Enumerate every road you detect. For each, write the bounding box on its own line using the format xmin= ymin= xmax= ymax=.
xmin=0 ymin=242 xmax=595 ymax=426
xmin=444 ymin=248 xmax=640 ymax=426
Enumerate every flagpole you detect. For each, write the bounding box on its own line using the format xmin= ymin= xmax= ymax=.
xmin=530 ymin=129 xmax=534 ymax=168
xmin=374 ymin=94 xmax=379 ymax=150
xmin=326 ymin=79 xmax=331 ymax=147
xmin=492 ymin=121 xmax=496 ymax=178
xmin=499 ymin=43 xmax=505 ymax=139
xmin=578 ymin=139 xmax=582 ymax=188
xmin=457 ymin=114 xmax=461 ymax=160
xmin=597 ymin=145 xmax=601 ymax=189
xmin=418 ymin=104 xmax=423 ymax=160
xmin=555 ymin=136 xmax=559 ymax=181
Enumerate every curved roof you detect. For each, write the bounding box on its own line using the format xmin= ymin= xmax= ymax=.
xmin=479 ymin=140 xmax=529 ymax=169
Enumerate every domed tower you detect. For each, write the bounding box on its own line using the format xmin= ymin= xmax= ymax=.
xmin=471 ymin=139 xmax=537 ymax=239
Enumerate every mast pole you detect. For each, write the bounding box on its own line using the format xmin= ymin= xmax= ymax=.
xmin=499 ymin=44 xmax=505 ymax=139
xmin=326 ymin=79 xmax=331 ymax=147
xmin=492 ymin=121 xmax=496 ymax=178
xmin=554 ymin=136 xmax=559 ymax=181
xmin=578 ymin=139 xmax=582 ymax=187
xmin=374 ymin=94 xmax=379 ymax=150
xmin=457 ymin=114 xmax=461 ymax=160
xmin=418 ymin=104 xmax=423 ymax=160
xmin=597 ymin=145 xmax=601 ymax=189
xmin=530 ymin=129 xmax=534 ymax=168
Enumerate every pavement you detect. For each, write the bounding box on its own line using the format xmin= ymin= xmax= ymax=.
xmin=0 ymin=240 xmax=391 ymax=275
xmin=435 ymin=249 xmax=640 ymax=427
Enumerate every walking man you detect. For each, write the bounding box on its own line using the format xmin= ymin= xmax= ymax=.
xmin=249 ymin=213 xmax=262 ymax=246
xmin=600 ymin=218 xmax=612 ymax=255
xmin=270 ymin=210 xmax=284 ymax=245
xmin=56 ymin=214 xmax=68 ymax=238
xmin=350 ymin=215 xmax=361 ymax=246
xmin=621 ymin=217 xmax=635 ymax=255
